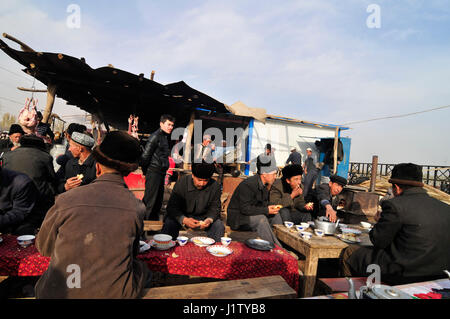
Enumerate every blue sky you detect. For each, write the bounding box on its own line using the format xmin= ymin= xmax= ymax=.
xmin=0 ymin=0 xmax=449 ymax=164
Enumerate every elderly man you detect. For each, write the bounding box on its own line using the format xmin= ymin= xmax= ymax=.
xmin=161 ymin=162 xmax=224 ymax=242
xmin=57 ymin=131 xmax=96 ymax=193
xmin=193 ymin=134 xmax=215 ymax=164
xmin=0 ymin=166 xmax=41 ymax=235
xmin=270 ymin=164 xmax=314 ymax=223
xmin=341 ymin=163 xmax=450 ymax=285
xmin=0 ymin=124 xmax=24 ymax=155
xmin=285 ymin=147 xmax=302 ymax=165
xmin=35 ymin=131 xmax=150 ymax=298
xmin=140 ymin=114 xmax=175 ymax=221
xmin=312 ymin=174 xmax=347 ymax=222
xmin=227 ymin=159 xmax=282 ymax=246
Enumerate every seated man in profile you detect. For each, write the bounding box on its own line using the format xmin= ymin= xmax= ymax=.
xmin=270 ymin=164 xmax=314 ymax=224
xmin=161 ymin=162 xmax=224 ymax=242
xmin=312 ymin=174 xmax=347 ymax=222
xmin=341 ymin=163 xmax=450 ymax=285
xmin=227 ymin=159 xmax=282 ymax=246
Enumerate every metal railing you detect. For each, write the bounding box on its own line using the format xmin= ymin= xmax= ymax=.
xmin=349 ymin=162 xmax=450 ymax=194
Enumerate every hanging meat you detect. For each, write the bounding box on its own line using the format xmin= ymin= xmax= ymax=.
xmin=18 ymin=98 xmax=38 ymax=134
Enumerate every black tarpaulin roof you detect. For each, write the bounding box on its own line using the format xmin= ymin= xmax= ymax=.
xmin=0 ymin=38 xmax=229 ymax=133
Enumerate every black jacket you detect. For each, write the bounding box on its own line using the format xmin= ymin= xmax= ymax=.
xmin=3 ymin=144 xmax=57 ymax=208
xmin=310 ymin=183 xmax=335 ymax=217
xmin=349 ymin=187 xmax=450 ymax=279
xmin=166 ymin=175 xmax=221 ymax=225
xmin=227 ymin=175 xmax=270 ymax=230
xmin=57 ymin=154 xmax=97 ymax=193
xmin=139 ymin=128 xmax=170 ymax=175
xmin=0 ymin=168 xmax=40 ymax=234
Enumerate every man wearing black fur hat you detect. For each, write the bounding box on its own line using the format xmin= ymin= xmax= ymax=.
xmin=161 ymin=162 xmax=224 ymax=242
xmin=0 ymin=124 xmax=24 ymax=156
xmin=312 ymin=174 xmax=347 ymax=222
xmin=227 ymin=158 xmax=283 ymax=246
xmin=341 ymin=163 xmax=450 ymax=285
xmin=36 ymin=131 xmax=150 ymax=298
xmin=270 ymin=164 xmax=314 ymax=223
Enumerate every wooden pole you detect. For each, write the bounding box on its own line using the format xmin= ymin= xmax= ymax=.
xmin=2 ymin=33 xmax=35 ymax=52
xmin=333 ymin=127 xmax=339 ymax=174
xmin=42 ymin=84 xmax=57 ymax=124
xmin=183 ymin=111 xmax=195 ymax=170
xmin=369 ymin=155 xmax=379 ymax=192
xmin=150 ymin=70 xmax=155 ymax=81
xmin=17 ymin=87 xmax=47 ymax=93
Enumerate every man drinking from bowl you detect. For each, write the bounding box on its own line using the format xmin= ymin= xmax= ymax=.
xmin=161 ymin=162 xmax=225 ymax=242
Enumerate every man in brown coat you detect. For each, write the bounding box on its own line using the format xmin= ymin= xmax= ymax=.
xmin=35 ymin=131 xmax=150 ymax=299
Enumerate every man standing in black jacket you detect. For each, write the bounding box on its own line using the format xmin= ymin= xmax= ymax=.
xmin=140 ymin=114 xmax=175 ymax=221
xmin=341 ymin=163 xmax=450 ymax=285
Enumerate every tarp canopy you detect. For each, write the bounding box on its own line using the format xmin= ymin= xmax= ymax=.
xmin=0 ymin=38 xmax=230 ymax=133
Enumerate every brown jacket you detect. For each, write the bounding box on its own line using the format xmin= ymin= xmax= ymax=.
xmin=35 ymin=173 xmax=149 ymax=299
xmin=269 ymin=179 xmax=307 ymax=211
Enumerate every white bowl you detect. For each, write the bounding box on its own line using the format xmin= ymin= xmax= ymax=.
xmin=300 ymin=231 xmax=312 ymax=240
xmin=295 ymin=225 xmax=306 ymax=232
xmin=360 ymin=221 xmax=372 ymax=229
xmin=300 ymin=222 xmax=310 ymax=229
xmin=153 ymin=234 xmax=173 ymax=245
xmin=176 ymin=236 xmax=188 ymax=246
xmin=17 ymin=235 xmax=35 ymax=248
xmin=284 ymin=221 xmax=294 ymax=229
xmin=221 ymin=237 xmax=232 ymax=246
xmin=314 ymin=229 xmax=325 ymax=237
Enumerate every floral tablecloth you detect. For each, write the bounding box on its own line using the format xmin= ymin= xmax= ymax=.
xmin=0 ymin=235 xmax=299 ymax=292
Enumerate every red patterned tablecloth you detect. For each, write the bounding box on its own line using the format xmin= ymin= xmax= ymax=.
xmin=0 ymin=235 xmax=299 ymax=292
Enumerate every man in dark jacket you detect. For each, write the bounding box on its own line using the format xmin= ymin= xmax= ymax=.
xmin=227 ymin=159 xmax=282 ymax=246
xmin=161 ymin=162 xmax=224 ymax=242
xmin=3 ymin=134 xmax=57 ymax=225
xmin=311 ymin=174 xmax=347 ymax=222
xmin=270 ymin=164 xmax=314 ymax=223
xmin=341 ymin=163 xmax=450 ymax=285
xmin=0 ymin=124 xmax=24 ymax=156
xmin=35 ymin=131 xmax=149 ymax=298
xmin=285 ymin=147 xmax=302 ymax=165
xmin=55 ymin=123 xmax=87 ymax=180
xmin=0 ymin=166 xmax=41 ymax=235
xmin=140 ymin=114 xmax=175 ymax=220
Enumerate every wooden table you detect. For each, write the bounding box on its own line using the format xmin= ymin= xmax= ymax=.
xmin=273 ymin=224 xmax=372 ymax=297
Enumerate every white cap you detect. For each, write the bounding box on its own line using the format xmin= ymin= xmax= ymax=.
xmin=306 ymin=147 xmax=312 ymax=151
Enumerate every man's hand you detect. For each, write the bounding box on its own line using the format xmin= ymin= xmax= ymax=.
xmin=325 ymin=204 xmax=337 ymax=222
xmin=64 ymin=176 xmax=82 ymax=191
xmin=304 ymin=202 xmax=314 ymax=211
xmin=199 ymin=218 xmax=213 ymax=229
xmin=290 ymin=185 xmax=303 ymax=199
xmin=268 ymin=205 xmax=281 ymax=215
xmin=182 ymin=217 xmax=201 ymax=229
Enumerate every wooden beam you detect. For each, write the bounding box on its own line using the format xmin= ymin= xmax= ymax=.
xmin=2 ymin=33 xmax=35 ymax=52
xmin=333 ymin=127 xmax=339 ymax=174
xmin=183 ymin=111 xmax=195 ymax=170
xmin=42 ymin=84 xmax=57 ymax=124
xmin=17 ymin=87 xmax=47 ymax=93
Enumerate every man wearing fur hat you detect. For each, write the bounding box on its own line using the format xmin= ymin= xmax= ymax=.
xmin=57 ymin=131 xmax=96 ymax=193
xmin=270 ymin=164 xmax=314 ymax=224
xmin=35 ymin=131 xmax=150 ymax=298
xmin=161 ymin=162 xmax=224 ymax=242
xmin=0 ymin=124 xmax=24 ymax=155
xmin=341 ymin=163 xmax=450 ymax=285
xmin=227 ymin=158 xmax=283 ymax=246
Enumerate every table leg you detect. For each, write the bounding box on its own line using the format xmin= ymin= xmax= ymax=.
xmin=301 ymin=252 xmax=319 ymax=298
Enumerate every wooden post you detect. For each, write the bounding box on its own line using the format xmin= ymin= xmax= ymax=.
xmin=369 ymin=155 xmax=378 ymax=192
xmin=183 ymin=111 xmax=195 ymax=170
xmin=150 ymin=70 xmax=155 ymax=81
xmin=333 ymin=127 xmax=339 ymax=174
xmin=42 ymin=84 xmax=57 ymax=124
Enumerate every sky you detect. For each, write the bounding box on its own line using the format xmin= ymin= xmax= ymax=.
xmin=0 ymin=0 xmax=449 ymax=165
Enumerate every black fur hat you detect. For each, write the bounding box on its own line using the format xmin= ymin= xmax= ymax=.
xmin=192 ymin=162 xmax=215 ymax=179
xmin=92 ymin=131 xmax=141 ymax=176
xmin=281 ymin=164 xmax=303 ymax=179
xmin=9 ymin=124 xmax=25 ymax=135
xmin=389 ymin=163 xmax=423 ymax=187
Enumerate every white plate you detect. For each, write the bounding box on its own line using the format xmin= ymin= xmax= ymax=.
xmin=206 ymin=245 xmax=233 ymax=257
xmin=190 ymin=237 xmax=215 ymax=247
xmin=149 ymin=239 xmax=176 ymax=250
xmin=139 ymin=241 xmax=151 ymax=253
xmin=341 ymin=228 xmax=362 ymax=235
xmin=335 ymin=233 xmax=361 ymax=244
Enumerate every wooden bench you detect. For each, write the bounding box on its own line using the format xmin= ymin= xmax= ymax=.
xmin=141 ymin=275 xmax=297 ymax=299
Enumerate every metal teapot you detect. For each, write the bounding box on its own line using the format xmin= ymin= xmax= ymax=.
xmin=346 ymin=277 xmax=413 ymax=299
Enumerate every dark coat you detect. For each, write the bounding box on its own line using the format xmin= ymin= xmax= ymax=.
xmin=285 ymin=151 xmax=302 ymax=165
xmin=269 ymin=179 xmax=307 ymax=211
xmin=227 ymin=175 xmax=270 ymax=230
xmin=0 ymin=139 xmax=14 ymax=155
xmin=3 ymin=144 xmax=57 ymax=210
xmin=166 ymin=175 xmax=221 ymax=225
xmin=35 ymin=173 xmax=149 ymax=299
xmin=0 ymin=168 xmax=40 ymax=234
xmin=57 ymin=153 xmax=97 ymax=193
xmin=139 ymin=128 xmax=170 ymax=175
xmin=311 ymin=183 xmax=335 ymax=217
xmin=348 ymin=187 xmax=450 ymax=279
